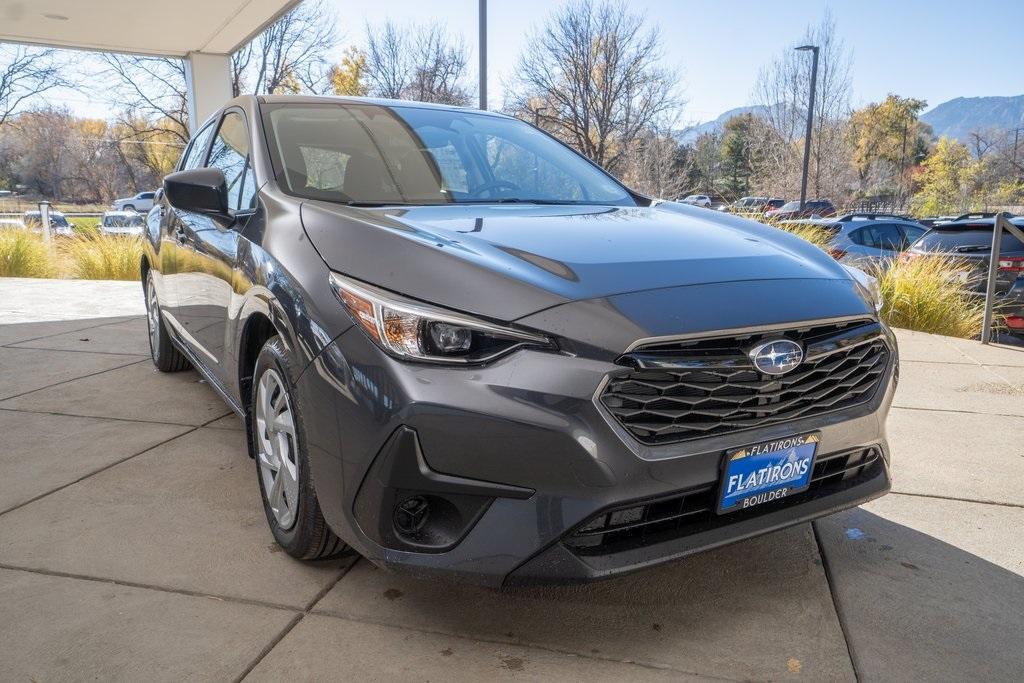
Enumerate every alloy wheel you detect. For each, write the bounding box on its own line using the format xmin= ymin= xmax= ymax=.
xmin=255 ymin=368 xmax=300 ymax=529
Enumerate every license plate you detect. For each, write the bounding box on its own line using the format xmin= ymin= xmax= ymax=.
xmin=717 ymin=433 xmax=819 ymax=514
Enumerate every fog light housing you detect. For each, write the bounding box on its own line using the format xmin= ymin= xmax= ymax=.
xmin=393 ymin=496 xmax=430 ymax=535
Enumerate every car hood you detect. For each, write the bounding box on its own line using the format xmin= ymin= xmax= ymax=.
xmin=300 ymin=200 xmax=853 ymax=321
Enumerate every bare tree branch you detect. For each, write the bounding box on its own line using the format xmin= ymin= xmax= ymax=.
xmin=0 ymin=45 xmax=69 ymax=125
xmin=363 ymin=20 xmax=471 ymax=105
xmin=506 ymin=0 xmax=681 ymax=175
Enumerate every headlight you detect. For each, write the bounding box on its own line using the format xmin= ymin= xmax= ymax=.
xmin=329 ymin=272 xmax=555 ymax=364
xmin=842 ymin=264 xmax=883 ymax=312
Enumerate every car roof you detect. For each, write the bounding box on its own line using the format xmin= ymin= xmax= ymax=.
xmin=253 ymin=94 xmax=513 ymax=119
xmin=931 ymin=216 xmax=1024 ymax=229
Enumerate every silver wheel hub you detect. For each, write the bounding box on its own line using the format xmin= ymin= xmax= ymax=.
xmin=146 ymin=279 xmax=160 ymax=354
xmin=255 ymin=368 xmax=300 ymax=529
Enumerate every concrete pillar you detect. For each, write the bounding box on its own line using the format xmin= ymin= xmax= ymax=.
xmin=184 ymin=52 xmax=232 ymax=133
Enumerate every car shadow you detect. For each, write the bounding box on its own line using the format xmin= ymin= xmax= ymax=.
xmin=814 ymin=507 xmax=1024 ymax=681
xmin=339 ymin=509 xmax=1023 ymax=679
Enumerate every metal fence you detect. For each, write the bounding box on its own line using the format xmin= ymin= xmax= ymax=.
xmin=981 ymin=212 xmax=1024 ymax=344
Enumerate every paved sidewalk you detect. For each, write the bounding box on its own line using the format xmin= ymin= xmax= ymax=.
xmin=0 ymin=279 xmax=1022 ymax=681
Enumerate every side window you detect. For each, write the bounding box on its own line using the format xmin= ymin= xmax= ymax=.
xmin=207 ymin=111 xmax=253 ymax=211
xmin=901 ymin=225 xmax=926 ymax=248
xmin=874 ymin=224 xmax=904 ymax=250
xmin=858 ymin=224 xmax=904 ymax=250
xmin=849 ymin=228 xmax=867 ymax=246
xmin=180 ymin=122 xmax=216 ymax=170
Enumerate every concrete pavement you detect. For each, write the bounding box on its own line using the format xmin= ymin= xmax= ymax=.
xmin=0 ymin=278 xmax=1022 ymax=681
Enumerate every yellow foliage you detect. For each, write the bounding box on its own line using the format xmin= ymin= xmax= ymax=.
xmin=873 ymin=255 xmax=986 ymax=338
xmin=330 ymin=47 xmax=369 ymax=97
xmin=0 ymin=230 xmax=55 ymax=278
xmin=60 ymin=233 xmax=144 ymax=281
xmin=910 ymin=137 xmax=976 ymax=216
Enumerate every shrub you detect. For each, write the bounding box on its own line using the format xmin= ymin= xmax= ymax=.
xmin=872 ymin=255 xmax=986 ymax=338
xmin=772 ymin=222 xmax=835 ymax=250
xmin=61 ymin=233 xmax=143 ymax=281
xmin=0 ymin=230 xmax=56 ymax=277
xmin=72 ymin=216 xmax=101 ymax=236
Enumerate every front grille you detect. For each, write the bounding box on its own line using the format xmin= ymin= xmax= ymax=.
xmin=600 ymin=320 xmax=889 ymax=444
xmin=565 ymin=446 xmax=881 ymax=556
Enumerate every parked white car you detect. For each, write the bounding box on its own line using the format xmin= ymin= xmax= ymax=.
xmin=98 ymin=210 xmax=145 ymax=236
xmin=680 ymin=194 xmax=712 ymax=208
xmin=111 ymin=191 xmax=157 ymax=212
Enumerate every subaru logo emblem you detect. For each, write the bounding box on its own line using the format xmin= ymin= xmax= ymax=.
xmin=748 ymin=339 xmax=804 ymax=375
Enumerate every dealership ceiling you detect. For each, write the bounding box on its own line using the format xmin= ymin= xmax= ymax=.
xmin=0 ymin=0 xmax=300 ymax=57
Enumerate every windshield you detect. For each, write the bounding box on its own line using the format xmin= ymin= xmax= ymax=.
xmin=262 ymin=103 xmax=635 ymax=206
xmin=779 ymin=201 xmax=801 ymax=211
xmin=104 ymin=214 xmax=145 ymax=227
xmin=25 ymin=212 xmax=69 ymax=227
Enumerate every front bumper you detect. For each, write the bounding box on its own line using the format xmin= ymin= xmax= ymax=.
xmin=296 ymin=317 xmax=897 ymax=588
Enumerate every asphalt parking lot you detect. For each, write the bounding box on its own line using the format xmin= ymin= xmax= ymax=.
xmin=1 ymin=277 xmax=1022 ymax=681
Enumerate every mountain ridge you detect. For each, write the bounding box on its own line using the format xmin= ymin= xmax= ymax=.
xmin=679 ymin=95 xmax=1024 ymax=144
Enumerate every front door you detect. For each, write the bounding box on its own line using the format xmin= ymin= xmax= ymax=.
xmin=173 ymin=109 xmax=258 ymax=384
xmin=159 ymin=120 xmax=217 ymax=332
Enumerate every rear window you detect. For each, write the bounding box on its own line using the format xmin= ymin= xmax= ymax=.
xmin=915 ymin=227 xmax=1024 ymax=254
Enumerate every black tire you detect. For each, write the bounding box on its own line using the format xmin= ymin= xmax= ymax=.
xmin=123 ymin=204 xmax=135 ymax=212
xmin=145 ymin=272 xmax=191 ymax=373
xmin=251 ymin=336 xmax=347 ymax=560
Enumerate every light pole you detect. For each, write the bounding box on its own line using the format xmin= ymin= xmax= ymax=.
xmin=478 ymin=0 xmax=487 ymax=110
xmin=795 ymin=44 xmax=819 ymax=212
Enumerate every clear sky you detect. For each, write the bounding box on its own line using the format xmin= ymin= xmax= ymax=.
xmin=335 ymin=0 xmax=1024 ymax=123
xmin=36 ymin=0 xmax=1024 ymax=124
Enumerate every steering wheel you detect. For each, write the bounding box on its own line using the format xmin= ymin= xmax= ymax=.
xmin=467 ymin=180 xmax=521 ymax=199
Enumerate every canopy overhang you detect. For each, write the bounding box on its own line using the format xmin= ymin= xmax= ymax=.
xmin=0 ymin=0 xmax=301 ymax=128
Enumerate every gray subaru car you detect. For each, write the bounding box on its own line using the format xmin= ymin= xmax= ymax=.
xmin=141 ymin=95 xmax=896 ymax=586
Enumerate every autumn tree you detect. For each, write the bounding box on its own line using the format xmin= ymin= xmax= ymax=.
xmin=911 ymin=137 xmax=976 ymax=215
xmin=330 ymin=47 xmax=370 ymax=96
xmin=363 ymin=20 xmax=471 ymax=104
xmin=848 ymin=95 xmax=930 ymax=197
xmin=0 ymin=108 xmax=168 ymax=201
xmin=508 ymin=0 xmax=680 ymax=176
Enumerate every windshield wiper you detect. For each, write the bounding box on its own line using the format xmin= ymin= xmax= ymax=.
xmin=342 ymin=201 xmax=414 ymax=207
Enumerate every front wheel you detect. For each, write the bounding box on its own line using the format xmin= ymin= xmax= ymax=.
xmin=251 ymin=336 xmax=347 ymax=560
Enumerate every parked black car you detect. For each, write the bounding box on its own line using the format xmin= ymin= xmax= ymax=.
xmin=905 ymin=214 xmax=1024 ymax=337
xmin=141 ymin=95 xmax=896 ymax=586
xmin=765 ymin=199 xmax=837 ymax=220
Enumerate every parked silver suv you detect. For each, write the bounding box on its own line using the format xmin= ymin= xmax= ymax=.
xmin=112 ymin=191 xmax=157 ymax=212
xmin=783 ymin=214 xmax=927 ymax=267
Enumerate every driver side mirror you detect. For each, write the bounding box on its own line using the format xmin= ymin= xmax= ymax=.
xmin=163 ymin=168 xmax=231 ymax=222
